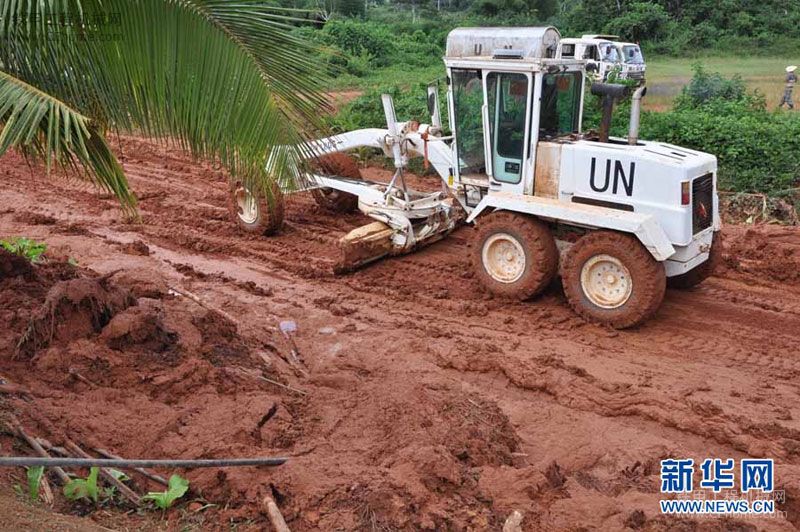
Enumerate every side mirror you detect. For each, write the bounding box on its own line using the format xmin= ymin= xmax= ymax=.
xmin=586 ymin=63 xmax=598 ymax=73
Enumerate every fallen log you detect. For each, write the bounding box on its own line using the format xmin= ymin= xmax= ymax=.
xmin=8 ymin=419 xmax=70 ymax=485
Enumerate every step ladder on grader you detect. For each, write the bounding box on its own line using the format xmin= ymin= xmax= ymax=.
xmin=229 ymin=26 xmax=721 ymax=329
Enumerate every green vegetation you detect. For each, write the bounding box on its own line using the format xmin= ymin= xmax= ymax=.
xmin=1 ymin=0 xmax=330 ymax=212
xmin=1 ymin=237 xmax=47 ymax=263
xmin=142 ymin=474 xmax=190 ymax=510
xmin=63 ymin=467 xmax=100 ymax=503
xmin=26 ymin=467 xmax=44 ymax=502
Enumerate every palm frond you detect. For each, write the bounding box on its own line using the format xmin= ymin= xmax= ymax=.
xmin=0 ymin=0 xmax=331 ymax=207
xmin=0 ymin=70 xmax=136 ymax=211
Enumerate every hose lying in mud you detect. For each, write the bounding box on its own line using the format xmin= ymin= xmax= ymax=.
xmin=0 ymin=456 xmax=288 ymax=468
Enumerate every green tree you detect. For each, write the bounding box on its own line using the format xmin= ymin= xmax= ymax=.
xmin=0 ymin=0 xmax=329 ymax=214
xmin=603 ymin=2 xmax=670 ymax=42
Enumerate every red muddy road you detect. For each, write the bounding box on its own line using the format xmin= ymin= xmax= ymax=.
xmin=1 ymin=136 xmax=800 ymax=530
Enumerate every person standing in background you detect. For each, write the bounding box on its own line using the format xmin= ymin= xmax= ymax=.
xmin=779 ymin=65 xmax=797 ymax=109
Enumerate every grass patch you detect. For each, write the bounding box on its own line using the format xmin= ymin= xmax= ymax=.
xmin=644 ymin=56 xmax=799 ymax=111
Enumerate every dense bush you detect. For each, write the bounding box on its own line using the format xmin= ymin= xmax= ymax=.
xmin=294 ymin=17 xmax=445 ymax=77
xmin=674 ymin=65 xmax=749 ymax=108
xmin=329 ymin=82 xmax=443 ymax=132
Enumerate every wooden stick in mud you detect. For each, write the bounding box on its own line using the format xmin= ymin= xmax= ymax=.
xmin=35 ymin=437 xmax=70 ymax=458
xmin=8 ymin=419 xmax=70 ymax=484
xmin=64 ymin=440 xmax=142 ymax=506
xmin=262 ymin=495 xmax=291 ymax=532
xmin=167 ymin=285 xmax=241 ymax=327
xmin=68 ymin=368 xmax=97 ymax=388
xmin=93 ymin=448 xmax=169 ymax=488
xmin=0 ymin=383 xmax=31 ymax=396
xmin=230 ymin=366 xmax=307 ymax=396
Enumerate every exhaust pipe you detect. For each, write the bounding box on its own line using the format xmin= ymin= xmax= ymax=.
xmin=628 ymin=86 xmax=647 ymax=145
xmin=590 ymin=83 xmax=630 ymax=143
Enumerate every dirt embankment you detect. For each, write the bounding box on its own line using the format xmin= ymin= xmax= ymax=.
xmin=1 ymin=137 xmax=800 ymax=530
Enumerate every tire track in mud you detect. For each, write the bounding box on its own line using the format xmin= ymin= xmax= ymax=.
xmin=432 ymin=341 xmax=800 ymax=464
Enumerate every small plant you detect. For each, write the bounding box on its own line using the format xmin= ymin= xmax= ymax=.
xmin=102 ymin=469 xmax=129 ymax=500
xmin=142 ymin=474 xmax=189 ymax=510
xmin=0 ymin=237 xmax=47 ymax=263
xmin=27 ymin=466 xmax=45 ymax=501
xmin=63 ymin=467 xmax=99 ymax=502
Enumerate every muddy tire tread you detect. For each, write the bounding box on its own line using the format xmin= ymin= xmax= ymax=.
xmin=562 ymin=231 xmax=666 ymax=329
xmin=471 ymin=211 xmax=558 ymax=300
xmin=228 ymin=181 xmax=285 ymax=236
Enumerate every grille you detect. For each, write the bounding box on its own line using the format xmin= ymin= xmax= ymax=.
xmin=692 ymin=173 xmax=714 ymax=234
xmin=627 ymin=70 xmax=645 ymax=80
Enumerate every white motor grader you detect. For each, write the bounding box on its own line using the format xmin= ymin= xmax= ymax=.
xmin=229 ymin=26 xmax=721 ymax=329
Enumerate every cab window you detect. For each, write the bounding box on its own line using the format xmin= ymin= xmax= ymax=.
xmin=451 ymin=69 xmax=485 ymax=175
xmin=539 ymin=72 xmax=581 ymax=139
xmin=487 ymin=72 xmax=530 ymax=184
xmin=582 ymin=45 xmax=598 ymax=61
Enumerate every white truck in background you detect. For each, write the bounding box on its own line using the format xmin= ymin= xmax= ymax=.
xmin=557 ymin=34 xmax=646 ymax=83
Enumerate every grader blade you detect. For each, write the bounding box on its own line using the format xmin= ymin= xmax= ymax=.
xmin=335 ymin=221 xmax=395 ymax=273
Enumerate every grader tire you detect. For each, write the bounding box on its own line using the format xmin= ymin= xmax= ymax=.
xmin=311 ymin=153 xmax=360 ymax=213
xmin=471 ymin=212 xmax=558 ymax=300
xmin=667 ymin=232 xmax=723 ymax=289
xmin=228 ymin=180 xmax=285 ymax=236
xmin=562 ymin=231 xmax=665 ymax=329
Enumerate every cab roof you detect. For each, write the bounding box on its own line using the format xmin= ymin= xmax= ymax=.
xmin=445 ymin=27 xmax=561 ymax=61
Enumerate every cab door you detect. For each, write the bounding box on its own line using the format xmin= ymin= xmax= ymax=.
xmin=483 ymin=71 xmax=532 ymax=195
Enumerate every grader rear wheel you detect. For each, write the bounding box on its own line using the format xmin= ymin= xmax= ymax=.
xmin=562 ymin=231 xmax=665 ymax=329
xmin=311 ymin=153 xmax=360 ymax=213
xmin=471 ymin=212 xmax=558 ymax=300
xmin=228 ymin=181 xmax=285 ymax=236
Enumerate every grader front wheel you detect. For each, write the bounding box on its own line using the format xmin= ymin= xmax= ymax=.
xmin=562 ymin=231 xmax=665 ymax=329
xmin=228 ymin=181 xmax=285 ymax=236
xmin=471 ymin=212 xmax=559 ymax=300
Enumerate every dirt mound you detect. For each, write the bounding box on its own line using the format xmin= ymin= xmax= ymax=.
xmin=16 ymin=275 xmax=135 ymax=355
xmin=110 ymin=267 xmax=168 ymax=299
xmin=724 ymin=225 xmax=800 ymax=284
xmin=0 ymin=248 xmax=34 ymax=280
xmin=100 ymin=298 xmax=177 ymax=352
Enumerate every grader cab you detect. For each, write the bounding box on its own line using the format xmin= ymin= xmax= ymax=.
xmin=229 ymin=26 xmax=721 ymax=329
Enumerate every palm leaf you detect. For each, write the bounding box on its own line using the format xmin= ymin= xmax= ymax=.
xmin=0 ymin=0 xmax=330 ymax=208
xmin=0 ymin=70 xmax=136 ymax=211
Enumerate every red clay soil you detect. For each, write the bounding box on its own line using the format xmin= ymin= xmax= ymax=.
xmin=1 ymin=137 xmax=800 ymax=530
